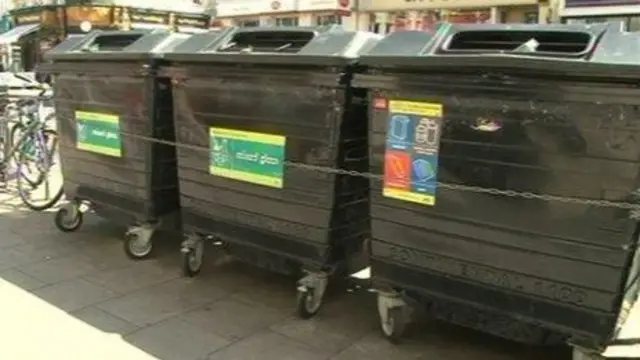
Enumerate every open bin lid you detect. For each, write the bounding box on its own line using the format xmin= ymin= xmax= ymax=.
xmin=43 ymin=30 xmax=192 ymax=62
xmin=162 ymin=25 xmax=383 ymax=67
xmin=358 ymin=22 xmax=640 ymax=79
xmin=0 ymin=23 xmax=40 ymax=45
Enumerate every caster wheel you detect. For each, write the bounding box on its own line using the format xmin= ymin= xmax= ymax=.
xmin=124 ymin=232 xmax=153 ymax=260
xmin=54 ymin=206 xmax=83 ymax=232
xmin=296 ymin=287 xmax=322 ymax=319
xmin=380 ymin=307 xmax=406 ymax=343
xmin=181 ymin=239 xmax=204 ymax=277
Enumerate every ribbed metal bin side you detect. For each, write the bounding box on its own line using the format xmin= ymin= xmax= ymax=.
xmin=355 ymin=22 xmax=640 ymax=350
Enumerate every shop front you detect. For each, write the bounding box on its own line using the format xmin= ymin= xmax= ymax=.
xmin=297 ymin=0 xmax=352 ymax=27
xmin=215 ymin=0 xmax=353 ymax=29
xmin=357 ymin=0 xmax=542 ymax=34
xmin=0 ymin=1 xmax=210 ymax=72
xmin=561 ymin=0 xmax=640 ymax=31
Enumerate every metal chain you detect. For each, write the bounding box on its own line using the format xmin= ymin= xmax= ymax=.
xmin=285 ymin=162 xmax=640 ymax=210
xmin=106 ymin=130 xmax=640 ymax=211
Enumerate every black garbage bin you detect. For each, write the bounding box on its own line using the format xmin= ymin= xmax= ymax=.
xmin=161 ymin=26 xmax=381 ymax=317
xmin=354 ymin=22 xmax=640 ymax=358
xmin=42 ymin=30 xmax=189 ymax=259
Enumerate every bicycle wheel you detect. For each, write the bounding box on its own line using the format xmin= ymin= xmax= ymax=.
xmin=16 ymin=128 xmax=63 ymax=211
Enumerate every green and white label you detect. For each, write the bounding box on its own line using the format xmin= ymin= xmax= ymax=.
xmin=76 ymin=111 xmax=122 ymax=157
xmin=209 ymin=127 xmax=286 ymax=188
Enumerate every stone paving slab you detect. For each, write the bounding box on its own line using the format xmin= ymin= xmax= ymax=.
xmin=0 ymin=191 xmax=572 ymax=360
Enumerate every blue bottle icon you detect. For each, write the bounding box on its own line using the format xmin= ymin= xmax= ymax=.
xmin=413 ymin=159 xmax=434 ymax=182
xmin=389 ymin=115 xmax=410 ymax=141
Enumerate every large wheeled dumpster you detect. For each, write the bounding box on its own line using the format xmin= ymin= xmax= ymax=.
xmin=42 ymin=30 xmax=189 ymax=259
xmin=353 ymin=23 xmax=640 ymax=358
xmin=161 ymin=26 xmax=381 ymax=317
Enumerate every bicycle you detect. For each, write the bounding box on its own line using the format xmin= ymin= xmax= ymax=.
xmin=0 ymin=74 xmax=63 ymax=211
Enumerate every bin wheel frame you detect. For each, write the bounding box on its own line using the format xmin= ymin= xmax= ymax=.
xmin=296 ymin=271 xmax=329 ymax=319
xmin=181 ymin=235 xmax=204 ymax=277
xmin=124 ymin=227 xmax=154 ymax=260
xmin=296 ymin=286 xmax=323 ymax=319
xmin=54 ymin=202 xmax=83 ymax=232
xmin=377 ymin=291 xmax=409 ymax=343
xmin=380 ymin=306 xmax=406 ymax=342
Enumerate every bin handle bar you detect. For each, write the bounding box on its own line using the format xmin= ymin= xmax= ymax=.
xmin=344 ymin=144 xmax=367 ymax=162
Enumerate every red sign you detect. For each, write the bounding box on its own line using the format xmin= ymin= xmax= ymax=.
xmin=271 ymin=1 xmax=280 ymax=10
xmin=374 ymin=97 xmax=387 ymax=110
xmin=384 ymin=151 xmax=411 ymax=190
xmin=338 ymin=0 xmax=350 ymax=7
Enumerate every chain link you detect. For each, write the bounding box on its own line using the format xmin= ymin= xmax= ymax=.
xmin=104 ymin=130 xmax=640 ymax=211
xmin=284 ymin=162 xmax=640 ymax=210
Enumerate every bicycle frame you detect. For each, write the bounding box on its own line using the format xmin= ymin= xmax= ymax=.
xmin=17 ymin=124 xmax=54 ymax=188
xmin=0 ymin=106 xmax=53 ymax=184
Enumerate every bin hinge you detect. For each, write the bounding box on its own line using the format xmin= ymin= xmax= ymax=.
xmin=162 ymin=66 xmax=188 ymax=86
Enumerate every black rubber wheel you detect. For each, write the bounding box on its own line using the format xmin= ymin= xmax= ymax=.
xmin=16 ymin=129 xmax=63 ymax=211
xmin=181 ymin=249 xmax=202 ymax=277
xmin=380 ymin=307 xmax=406 ymax=343
xmin=54 ymin=206 xmax=83 ymax=233
xmin=124 ymin=232 xmax=153 ymax=260
xmin=181 ymin=239 xmax=204 ymax=277
xmin=296 ymin=287 xmax=322 ymax=319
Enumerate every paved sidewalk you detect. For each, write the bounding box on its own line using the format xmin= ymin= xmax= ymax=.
xmin=0 ymin=191 xmax=569 ymax=360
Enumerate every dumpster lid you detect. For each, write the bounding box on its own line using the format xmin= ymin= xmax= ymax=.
xmin=0 ymin=23 xmax=40 ymax=45
xmin=359 ymin=22 xmax=640 ymax=78
xmin=43 ymin=30 xmax=192 ymax=62
xmin=163 ymin=26 xmax=382 ymax=66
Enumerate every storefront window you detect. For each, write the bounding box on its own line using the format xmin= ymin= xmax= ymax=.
xmin=384 ymin=23 xmax=392 ymax=33
xmin=237 ymin=19 xmax=259 ymax=27
xmin=391 ymin=11 xmax=408 ymax=32
xmin=368 ymin=13 xmax=376 ymax=32
xmin=524 ymin=12 xmax=538 ymax=23
xmin=498 ymin=7 xmax=538 ymax=23
xmin=416 ymin=10 xmax=441 ymax=31
xmin=275 ymin=17 xmax=299 ymax=27
xmin=445 ymin=9 xmax=490 ymax=23
xmin=316 ymin=14 xmax=341 ymax=25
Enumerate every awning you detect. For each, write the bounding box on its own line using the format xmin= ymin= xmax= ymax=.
xmin=0 ymin=23 xmax=40 ymax=45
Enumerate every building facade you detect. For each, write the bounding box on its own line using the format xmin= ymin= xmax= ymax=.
xmin=357 ymin=0 xmax=550 ymax=34
xmin=560 ymin=0 xmax=640 ymax=31
xmin=214 ymin=0 xmax=353 ymax=29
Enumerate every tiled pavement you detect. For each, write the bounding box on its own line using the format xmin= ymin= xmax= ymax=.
xmin=0 ymin=191 xmax=571 ymax=360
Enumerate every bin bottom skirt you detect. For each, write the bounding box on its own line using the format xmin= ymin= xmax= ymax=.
xmin=181 ymin=209 xmax=336 ymax=275
xmin=67 ymin=185 xmax=178 ymax=227
xmin=371 ymin=259 xmax=614 ymax=345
